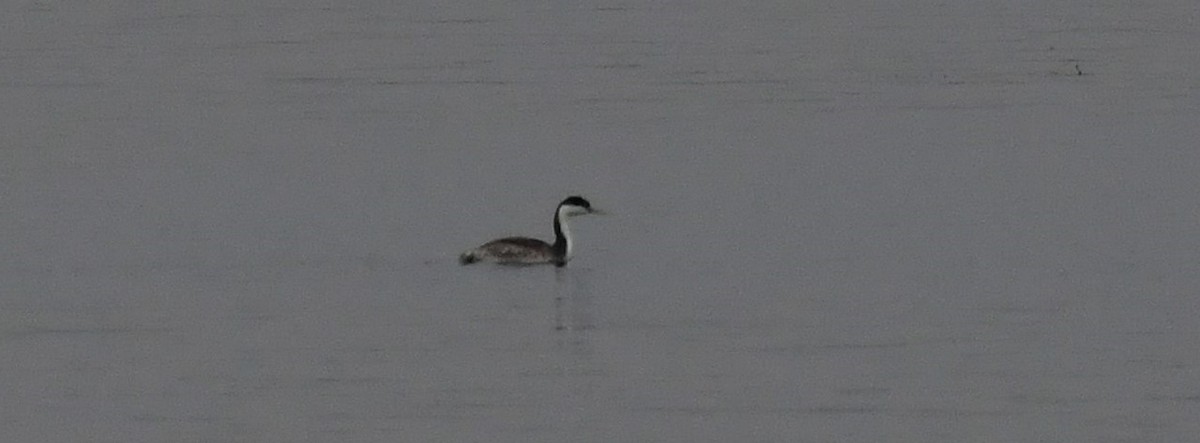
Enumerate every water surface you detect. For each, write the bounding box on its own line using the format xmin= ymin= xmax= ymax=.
xmin=3 ymin=1 xmax=1200 ymax=442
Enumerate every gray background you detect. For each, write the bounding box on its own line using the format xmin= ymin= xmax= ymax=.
xmin=3 ymin=1 xmax=1199 ymax=441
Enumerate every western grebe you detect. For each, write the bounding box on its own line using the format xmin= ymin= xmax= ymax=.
xmin=459 ymin=196 xmax=598 ymax=267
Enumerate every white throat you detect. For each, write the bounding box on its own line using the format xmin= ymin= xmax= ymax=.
xmin=557 ymin=205 xmax=575 ymax=261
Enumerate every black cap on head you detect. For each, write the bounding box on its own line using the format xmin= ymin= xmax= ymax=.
xmin=560 ymin=195 xmax=591 ymax=209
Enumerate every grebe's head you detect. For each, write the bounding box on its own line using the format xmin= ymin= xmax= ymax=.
xmin=559 ymin=196 xmax=595 ymax=216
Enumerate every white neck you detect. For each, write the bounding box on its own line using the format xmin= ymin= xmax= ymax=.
xmin=557 ymin=205 xmax=575 ymax=261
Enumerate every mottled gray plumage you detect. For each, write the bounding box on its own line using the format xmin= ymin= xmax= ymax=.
xmin=459 ymin=196 xmax=595 ymax=267
xmin=459 ymin=237 xmax=560 ymax=266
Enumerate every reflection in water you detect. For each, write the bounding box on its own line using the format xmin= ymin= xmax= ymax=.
xmin=553 ymin=267 xmax=595 ymax=334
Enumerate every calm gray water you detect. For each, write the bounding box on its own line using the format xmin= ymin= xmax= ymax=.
xmin=3 ymin=1 xmax=1199 ymax=442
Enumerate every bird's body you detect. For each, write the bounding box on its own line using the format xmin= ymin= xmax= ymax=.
xmin=459 ymin=196 xmax=596 ymax=267
xmin=461 ymin=237 xmax=562 ymax=266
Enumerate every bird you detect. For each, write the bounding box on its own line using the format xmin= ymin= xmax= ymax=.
xmin=459 ymin=196 xmax=599 ymax=267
